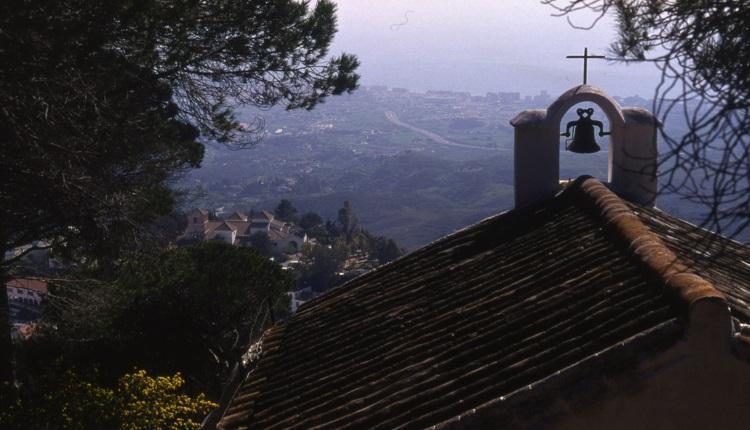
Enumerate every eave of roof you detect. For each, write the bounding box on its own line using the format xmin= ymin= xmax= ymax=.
xmin=632 ymin=204 xmax=750 ymax=324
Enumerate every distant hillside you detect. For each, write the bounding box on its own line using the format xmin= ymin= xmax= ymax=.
xmin=189 ymin=147 xmax=517 ymax=249
xmin=254 ymin=151 xmax=516 ymax=249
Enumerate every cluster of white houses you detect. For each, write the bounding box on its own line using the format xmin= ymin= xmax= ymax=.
xmin=6 ymin=278 xmax=46 ymax=307
xmin=5 ymin=278 xmax=48 ymax=339
xmin=183 ymin=208 xmax=308 ymax=253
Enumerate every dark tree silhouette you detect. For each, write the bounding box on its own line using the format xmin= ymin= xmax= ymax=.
xmin=247 ymin=231 xmax=275 ymax=257
xmin=370 ymin=236 xmax=404 ymax=265
xmin=299 ymin=212 xmax=324 ymax=232
xmin=299 ymin=242 xmax=349 ymax=292
xmin=274 ymin=199 xmax=299 ymax=223
xmin=37 ymin=242 xmax=292 ymax=398
xmin=336 ymin=201 xmax=360 ymax=244
xmin=543 ymin=0 xmax=750 ymax=238
xmin=0 ymin=0 xmax=358 ymax=388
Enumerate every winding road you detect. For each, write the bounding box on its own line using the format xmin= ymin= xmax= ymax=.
xmin=384 ymin=111 xmax=499 ymax=151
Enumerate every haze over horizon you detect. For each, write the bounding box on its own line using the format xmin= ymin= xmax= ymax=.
xmin=331 ymin=0 xmax=662 ymax=98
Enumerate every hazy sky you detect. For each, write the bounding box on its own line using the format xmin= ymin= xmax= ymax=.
xmin=330 ymin=0 xmax=661 ymax=97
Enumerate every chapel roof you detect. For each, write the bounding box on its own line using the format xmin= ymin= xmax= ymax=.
xmin=216 ymin=177 xmax=750 ymax=429
xmin=631 ymin=204 xmax=750 ymax=323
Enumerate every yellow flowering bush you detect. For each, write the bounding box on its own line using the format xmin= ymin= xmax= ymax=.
xmin=1 ymin=370 xmax=217 ymax=430
xmin=116 ymin=370 xmax=217 ymax=430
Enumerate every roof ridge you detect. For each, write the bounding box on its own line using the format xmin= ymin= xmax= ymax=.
xmin=574 ymin=177 xmax=725 ymax=309
xmin=215 ymin=221 xmax=235 ymax=231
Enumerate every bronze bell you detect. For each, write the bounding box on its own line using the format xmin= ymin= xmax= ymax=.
xmin=561 ymin=108 xmax=609 ymax=153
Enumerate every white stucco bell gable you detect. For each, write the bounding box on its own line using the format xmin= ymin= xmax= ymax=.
xmin=510 ymin=84 xmax=660 ymax=208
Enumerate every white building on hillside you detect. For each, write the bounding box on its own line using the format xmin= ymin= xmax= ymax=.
xmin=183 ymin=209 xmax=307 ymax=253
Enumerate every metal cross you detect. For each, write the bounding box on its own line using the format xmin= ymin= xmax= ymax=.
xmin=566 ymin=47 xmax=606 ymax=85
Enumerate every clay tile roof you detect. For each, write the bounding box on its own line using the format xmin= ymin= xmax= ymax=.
xmin=226 ymin=221 xmax=251 ymax=235
xmin=267 ymin=229 xmax=291 ymax=242
xmin=226 ymin=212 xmax=248 ymax=221
xmin=578 ymin=179 xmax=725 ymax=309
xmin=252 ymin=210 xmax=274 ymax=221
xmin=214 ymin=222 xmax=235 ymax=232
xmin=216 ymin=177 xmax=749 ymax=430
xmin=631 ymin=204 xmax=750 ymax=323
xmin=5 ymin=278 xmax=48 ymax=294
xmin=203 ymin=221 xmax=222 ymax=235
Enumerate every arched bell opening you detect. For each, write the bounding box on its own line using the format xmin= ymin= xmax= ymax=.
xmin=557 ymin=101 xmax=612 ymax=183
xmin=546 ymin=85 xmax=627 ymax=187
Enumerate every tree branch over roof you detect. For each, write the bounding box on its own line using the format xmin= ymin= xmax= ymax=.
xmin=543 ymin=0 xmax=750 ymax=239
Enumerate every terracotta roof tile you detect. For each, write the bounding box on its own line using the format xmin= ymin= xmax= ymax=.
xmin=632 ymin=204 xmax=750 ymax=324
xmin=203 ymin=221 xmax=223 ymax=236
xmin=217 ymin=177 xmax=748 ymax=429
xmin=226 ymin=221 xmax=251 ymax=236
xmin=226 ymin=212 xmax=249 ymax=221
xmin=252 ymin=210 xmax=275 ymax=221
xmin=5 ymin=278 xmax=48 ymax=294
xmin=578 ymin=179 xmax=725 ymax=309
xmin=214 ymin=222 xmax=235 ymax=232
xmin=267 ymin=229 xmax=287 ymax=241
